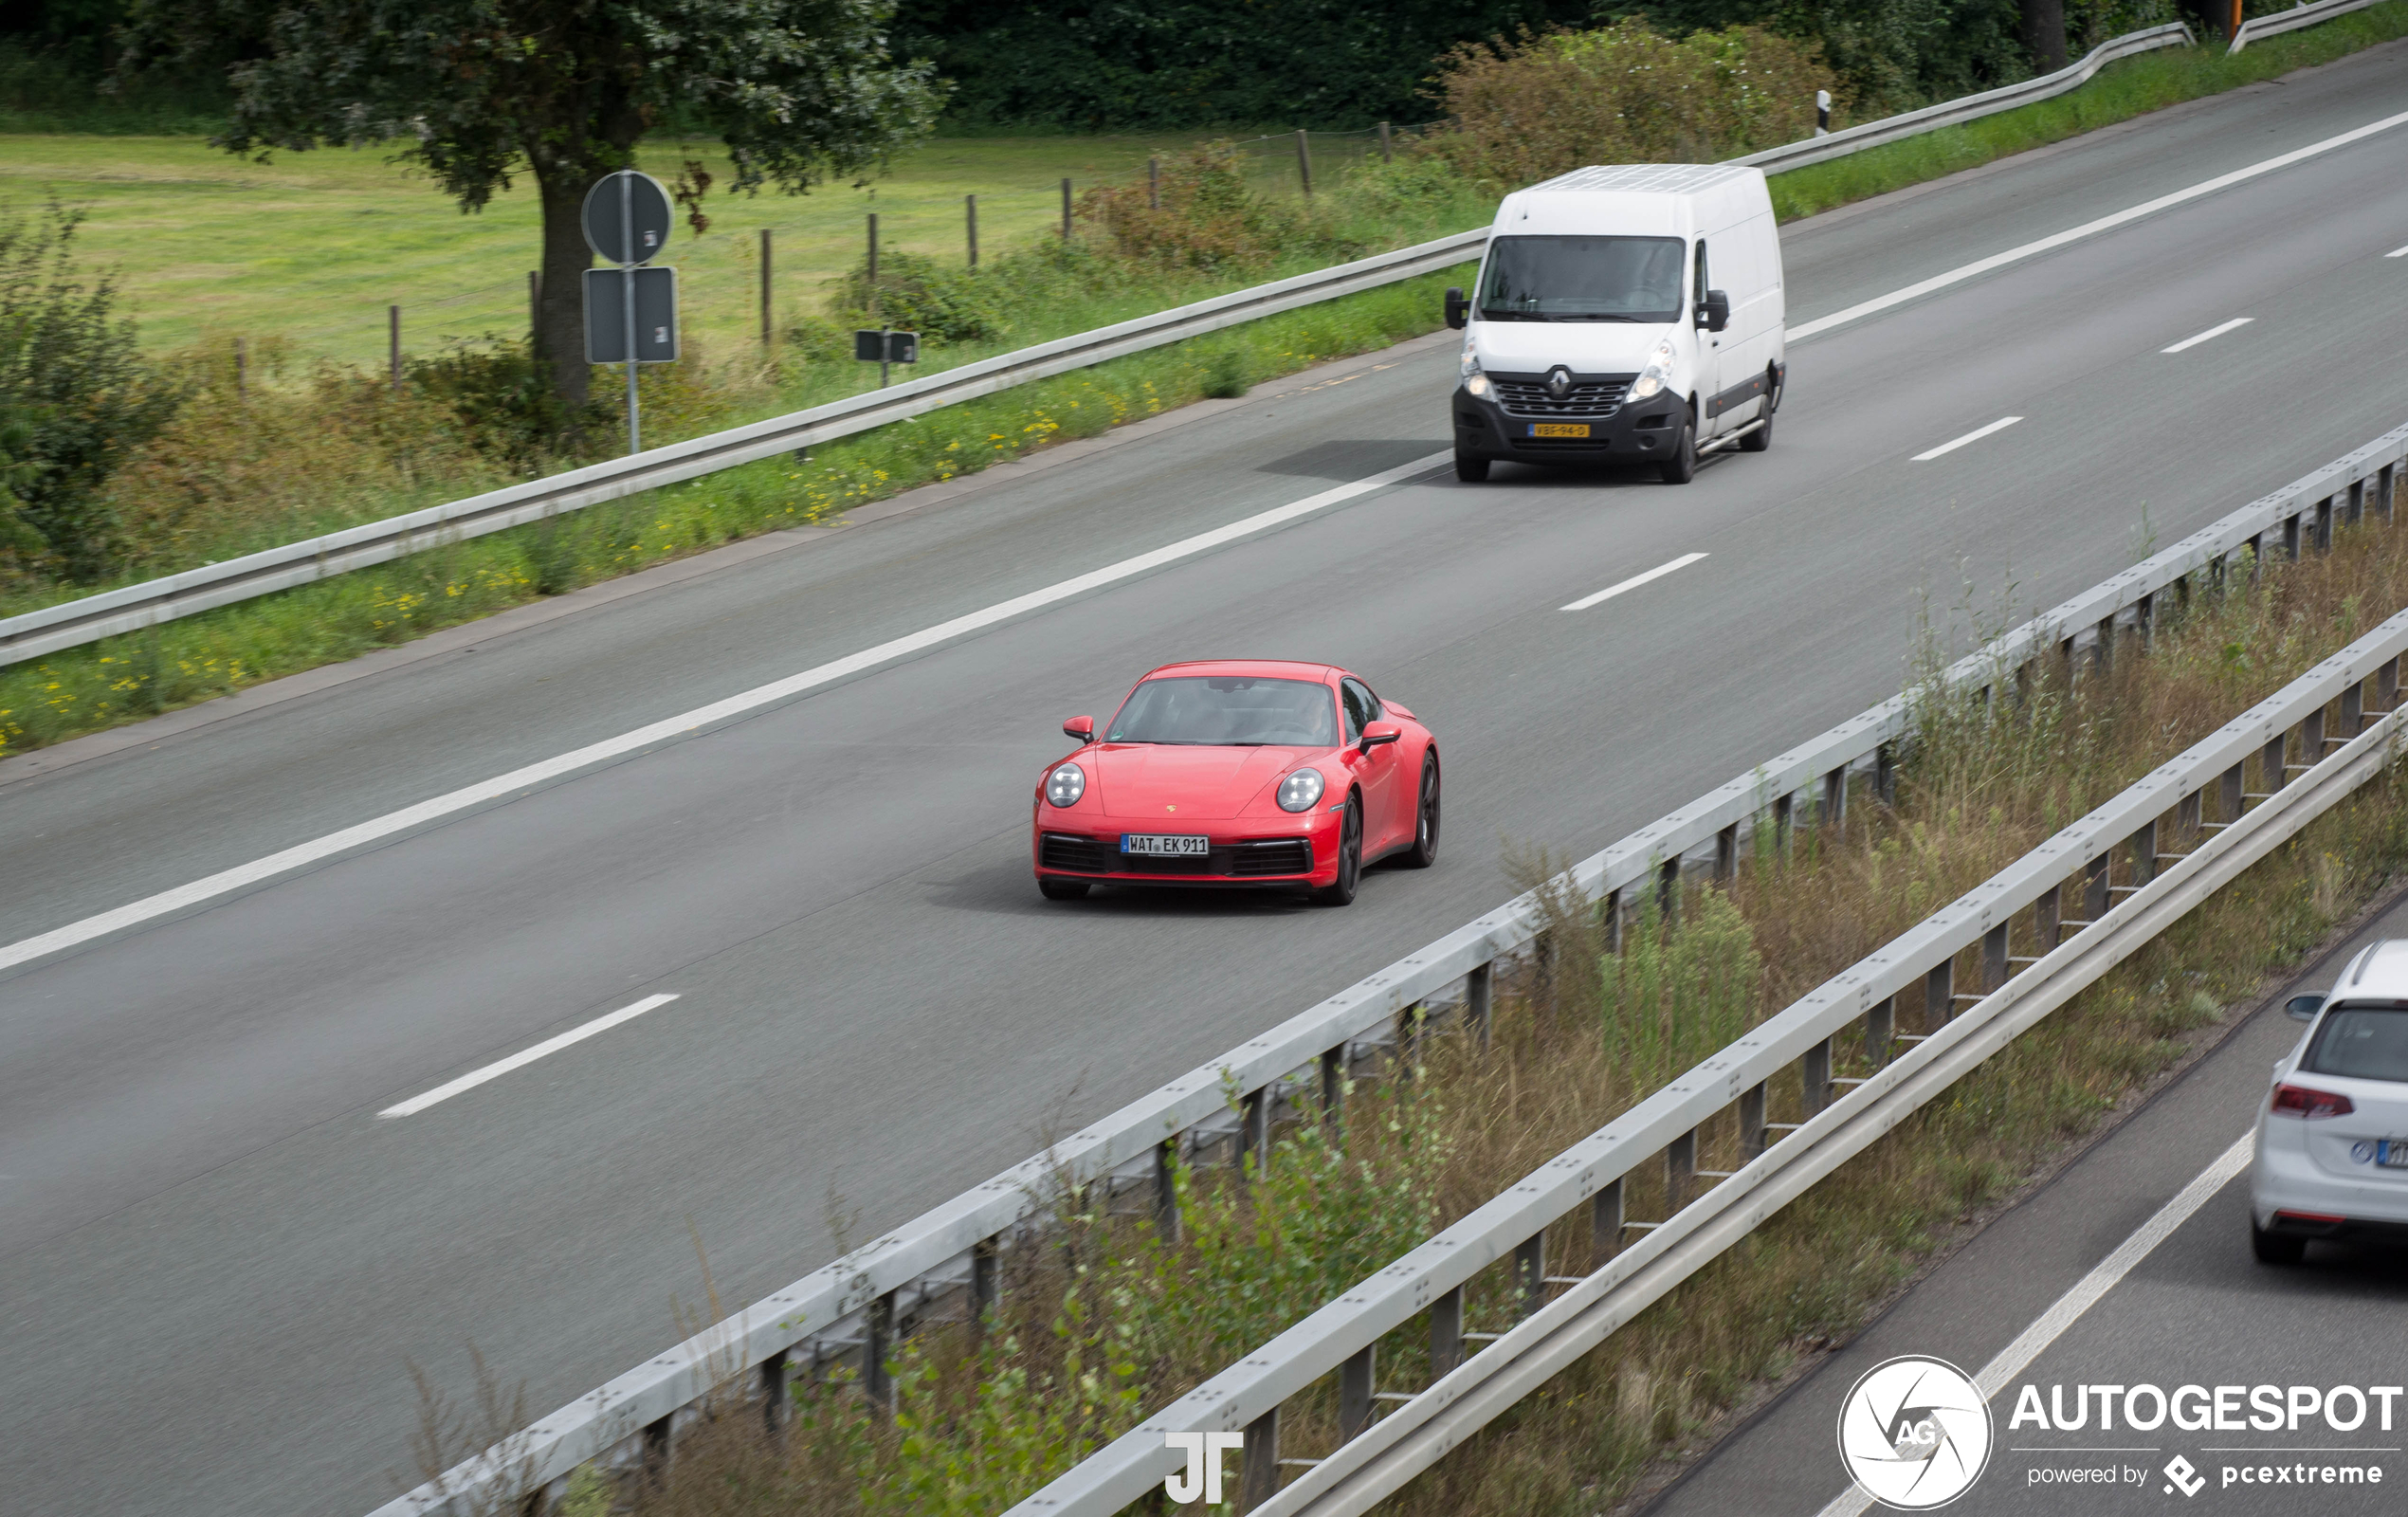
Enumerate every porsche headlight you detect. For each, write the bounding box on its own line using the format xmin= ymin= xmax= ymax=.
xmin=1627 ymin=338 xmax=1676 ymax=402
xmin=1046 ymin=762 xmax=1086 ymax=808
xmin=1276 ymin=768 xmax=1326 ymax=813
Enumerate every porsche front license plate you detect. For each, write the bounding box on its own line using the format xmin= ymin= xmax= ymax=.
xmin=1123 ymin=833 xmax=1210 ymax=857
xmin=1529 ymin=423 xmax=1589 ymax=438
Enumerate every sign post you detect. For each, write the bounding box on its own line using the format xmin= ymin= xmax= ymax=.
xmin=581 ymin=170 xmax=676 ymax=454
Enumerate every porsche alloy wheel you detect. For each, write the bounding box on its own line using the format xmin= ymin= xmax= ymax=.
xmin=1314 ymin=795 xmax=1362 ymax=906
xmin=1404 ymin=754 xmax=1439 ymax=868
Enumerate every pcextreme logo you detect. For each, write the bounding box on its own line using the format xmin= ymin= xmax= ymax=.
xmin=1837 ymin=1356 xmax=1996 ymax=1509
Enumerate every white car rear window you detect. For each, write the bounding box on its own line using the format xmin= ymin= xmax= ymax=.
xmin=2302 ymin=1005 xmax=2408 ymax=1082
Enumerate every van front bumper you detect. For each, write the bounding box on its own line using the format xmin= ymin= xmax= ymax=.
xmin=1452 ymin=378 xmax=1676 ymax=464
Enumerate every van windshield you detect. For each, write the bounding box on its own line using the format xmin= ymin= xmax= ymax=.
xmin=1478 ymin=235 xmax=1686 ymax=322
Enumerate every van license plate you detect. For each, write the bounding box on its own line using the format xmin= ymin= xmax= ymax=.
xmin=1530 ymin=423 xmax=1589 ymax=439
xmin=1123 ymin=834 xmax=1210 ymax=856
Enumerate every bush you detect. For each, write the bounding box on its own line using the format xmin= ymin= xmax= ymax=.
xmin=405 ymin=336 xmax=610 ymax=473
xmin=0 ymin=200 xmax=186 ymax=581
xmin=833 ymin=249 xmax=1009 ymax=344
xmin=1418 ymin=20 xmax=1844 ymax=188
xmin=1076 ymin=143 xmax=1349 ymax=272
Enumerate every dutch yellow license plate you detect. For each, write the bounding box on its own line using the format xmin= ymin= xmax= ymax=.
xmin=1530 ymin=423 xmax=1589 ymax=438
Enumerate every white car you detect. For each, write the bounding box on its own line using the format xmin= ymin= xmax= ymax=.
xmin=2250 ymin=938 xmax=2408 ymax=1263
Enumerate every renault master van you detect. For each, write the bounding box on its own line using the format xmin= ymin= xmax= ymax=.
xmin=1444 ymin=164 xmax=1785 ymax=484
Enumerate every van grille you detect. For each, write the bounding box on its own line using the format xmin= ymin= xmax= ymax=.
xmin=1490 ymin=376 xmax=1630 ymax=419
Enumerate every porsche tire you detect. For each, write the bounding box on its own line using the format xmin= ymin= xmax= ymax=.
xmin=1403 ymin=753 xmax=1440 ymax=868
xmin=1037 ymin=878 xmax=1091 ymax=901
xmin=1313 ymin=795 xmax=1363 ymax=906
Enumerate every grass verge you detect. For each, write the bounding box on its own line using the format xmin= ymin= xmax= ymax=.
xmin=433 ymin=491 xmax=2408 ymax=1517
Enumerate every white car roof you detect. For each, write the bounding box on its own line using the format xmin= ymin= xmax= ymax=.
xmin=2336 ymin=939 xmax=2408 ymax=998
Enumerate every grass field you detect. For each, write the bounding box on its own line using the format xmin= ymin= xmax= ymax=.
xmin=0 ymin=132 xmax=1225 ymax=366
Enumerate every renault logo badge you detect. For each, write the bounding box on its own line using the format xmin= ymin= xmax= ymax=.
xmin=1545 ymin=366 xmax=1573 ymax=399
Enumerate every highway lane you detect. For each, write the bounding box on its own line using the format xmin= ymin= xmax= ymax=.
xmin=1645 ymin=896 xmax=2408 ymax=1517
xmin=4 ymin=39 xmax=2408 ymax=1517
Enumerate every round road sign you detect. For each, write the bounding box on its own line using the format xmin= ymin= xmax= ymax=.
xmin=581 ymin=171 xmax=673 ymax=265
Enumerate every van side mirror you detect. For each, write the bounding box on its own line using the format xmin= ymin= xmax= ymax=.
xmin=1063 ymin=715 xmax=1094 ymax=742
xmin=2286 ymin=995 xmax=2326 ymax=1021
xmin=1444 ymin=287 xmax=1469 ymax=330
xmin=1698 ymin=290 xmax=1730 ymax=333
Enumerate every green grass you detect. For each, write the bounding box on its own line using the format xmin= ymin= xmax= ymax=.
xmin=0 ymin=132 xmax=1222 ymax=367
xmin=1768 ymin=2 xmax=2408 ymax=219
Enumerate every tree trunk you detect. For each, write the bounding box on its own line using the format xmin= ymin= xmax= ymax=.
xmin=535 ymin=166 xmax=594 ymax=408
xmin=2022 ymin=0 xmax=2069 ymax=72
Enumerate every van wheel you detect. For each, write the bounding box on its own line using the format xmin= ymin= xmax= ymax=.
xmin=1739 ymin=413 xmax=1772 ymax=452
xmin=1454 ymin=448 xmax=1490 ymax=483
xmin=1659 ymin=411 xmax=1697 ymax=484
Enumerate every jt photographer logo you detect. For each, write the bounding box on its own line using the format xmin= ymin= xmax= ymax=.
xmin=1163 ymin=1431 xmax=1245 ymax=1505
xmin=1837 ymin=1357 xmax=1995 ymax=1509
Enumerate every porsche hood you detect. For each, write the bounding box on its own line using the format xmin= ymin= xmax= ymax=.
xmin=1087 ymin=743 xmax=1320 ymax=819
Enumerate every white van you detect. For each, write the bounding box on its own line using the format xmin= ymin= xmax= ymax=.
xmin=1443 ymin=164 xmax=1785 ymax=484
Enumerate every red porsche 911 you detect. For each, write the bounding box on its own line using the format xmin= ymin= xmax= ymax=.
xmin=1031 ymin=660 xmax=1439 ymax=905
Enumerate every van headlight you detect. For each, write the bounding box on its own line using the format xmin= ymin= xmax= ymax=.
xmin=1627 ymin=338 xmax=1675 ymax=402
xmin=1276 ymin=768 xmax=1326 ymax=813
xmin=1046 ymin=763 xmax=1085 ymax=807
xmin=1464 ymin=368 xmax=1489 ymax=398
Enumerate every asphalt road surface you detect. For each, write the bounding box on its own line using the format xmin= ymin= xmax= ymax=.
xmin=6 ymin=39 xmax=2408 ymax=1517
xmin=1645 ymin=892 xmax=2408 ymax=1517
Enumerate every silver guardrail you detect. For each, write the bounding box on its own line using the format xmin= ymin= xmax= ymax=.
xmin=1730 ymin=22 xmax=2195 ymax=174
xmin=374 ymin=425 xmax=2407 ymax=1517
xmin=18 ymin=11 xmax=2321 ymax=674
xmin=1147 ymin=602 xmax=2408 ymax=1517
xmin=2232 ymin=0 xmax=2393 ymax=51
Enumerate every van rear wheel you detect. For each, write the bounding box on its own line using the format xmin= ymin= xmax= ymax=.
xmin=1739 ymin=413 xmax=1772 ymax=452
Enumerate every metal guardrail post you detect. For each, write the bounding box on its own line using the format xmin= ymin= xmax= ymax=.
xmin=2261 ymin=731 xmax=2288 ymax=795
xmin=1980 ymin=923 xmax=2009 ymax=993
xmin=972 ymin=1238 xmax=998 ymax=1331
xmin=2037 ymin=881 xmax=2063 ymax=949
xmin=2302 ymin=708 xmax=2326 ymax=773
xmin=2082 ymin=851 xmax=2111 ymax=921
xmin=1340 ymin=1345 xmax=1375 ymax=1442
xmin=1604 ymin=887 xmax=1626 ymax=953
xmin=2348 ymin=479 xmax=2365 ymax=528
xmin=1431 ymin=1287 xmax=1465 ymax=1375
xmin=2219 ymin=761 xmax=2245 ymax=823
xmin=1657 ymin=857 xmax=1681 ymax=928
xmin=1321 ymin=1046 xmax=1347 ymax=1139
xmin=1801 ymin=1039 xmax=1833 ymax=1117
xmin=2129 ymin=817 xmax=2159 ymax=887
xmin=1715 ymin=823 xmax=1739 ymax=883
xmin=1666 ymin=1129 xmax=1696 ymax=1211
xmin=1773 ymin=792 xmax=1795 ymax=862
xmin=1243 ymin=1409 xmax=1280 ymax=1509
xmin=2382 ymin=465 xmax=2399 ymax=525
xmin=1592 ymin=1178 xmax=1624 ymax=1257
xmin=2095 ymin=612 xmax=2116 ymax=676
xmin=2316 ymin=495 xmax=2335 ymax=553
xmin=1515 ymin=1234 xmax=1545 ymax=1317
xmin=1738 ymin=1083 xmax=1768 ymax=1161
xmin=1156 ymin=1138 xmax=1182 ymax=1243
xmin=865 ymin=1291 xmax=896 ymax=1413
xmin=1467 ymin=962 xmax=1493 ymax=1051
xmin=2381 ymin=655 xmax=2400 ymax=714
xmin=1241 ymin=1088 xmax=1269 ymax=1178
xmin=1866 ymin=996 xmax=1894 ymax=1064
xmin=2285 ymin=512 xmax=2303 ymax=560
xmin=2138 ymin=589 xmax=2156 ymax=652
xmin=760 ymin=1348 xmax=790 ymax=1436
xmin=2344 ymin=682 xmax=2364 ymax=740
xmin=1875 ymin=741 xmax=1898 ymax=805
xmin=1925 ymin=959 xmax=1953 ymax=1030
xmin=1823 ymin=765 xmax=1849 ymax=835
xmin=640 ymin=1413 xmax=673 ymax=1490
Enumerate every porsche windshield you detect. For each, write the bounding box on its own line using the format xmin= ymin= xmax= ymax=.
xmin=1105 ymin=676 xmax=1339 ymax=746
xmin=2302 ymin=1005 xmax=2408 ymax=1082
xmin=1477 ymin=235 xmax=1686 ymax=322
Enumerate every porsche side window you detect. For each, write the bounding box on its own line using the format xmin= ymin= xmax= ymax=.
xmin=1340 ymin=680 xmax=1375 ymax=741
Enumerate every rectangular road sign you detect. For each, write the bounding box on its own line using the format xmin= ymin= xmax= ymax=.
xmin=852 ymin=329 xmax=920 ymax=364
xmin=583 ymin=266 xmax=680 ymax=364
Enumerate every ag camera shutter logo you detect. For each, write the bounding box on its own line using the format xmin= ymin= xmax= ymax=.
xmin=1837 ymin=1356 xmax=1994 ymax=1508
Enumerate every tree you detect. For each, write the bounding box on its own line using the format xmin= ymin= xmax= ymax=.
xmin=2020 ymin=0 xmax=2067 ymax=72
xmin=117 ymin=0 xmax=944 ymax=407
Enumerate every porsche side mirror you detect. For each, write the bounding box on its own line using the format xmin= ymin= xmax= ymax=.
xmin=1360 ymin=722 xmax=1401 ymax=753
xmin=1697 ymin=289 xmax=1730 ymax=333
xmin=1444 ymin=287 xmax=1469 ymax=330
xmin=1063 ymin=715 xmax=1094 ymax=742
xmin=2286 ymin=994 xmax=2326 ymax=1021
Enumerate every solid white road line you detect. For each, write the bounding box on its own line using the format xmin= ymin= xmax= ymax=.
xmin=377 ymin=994 xmax=681 ymax=1117
xmin=1814 ymin=1132 xmax=2255 ymax=1517
xmin=1560 ymin=553 xmax=1709 ymax=611
xmin=2162 ymin=317 xmax=2255 ymax=353
xmin=1790 ymin=108 xmax=2408 ymax=343
xmin=0 ymin=451 xmax=1450 ymax=979
xmin=1911 ymin=416 xmax=2023 ymax=462
xmin=2387 ymin=244 xmax=2408 ymax=258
